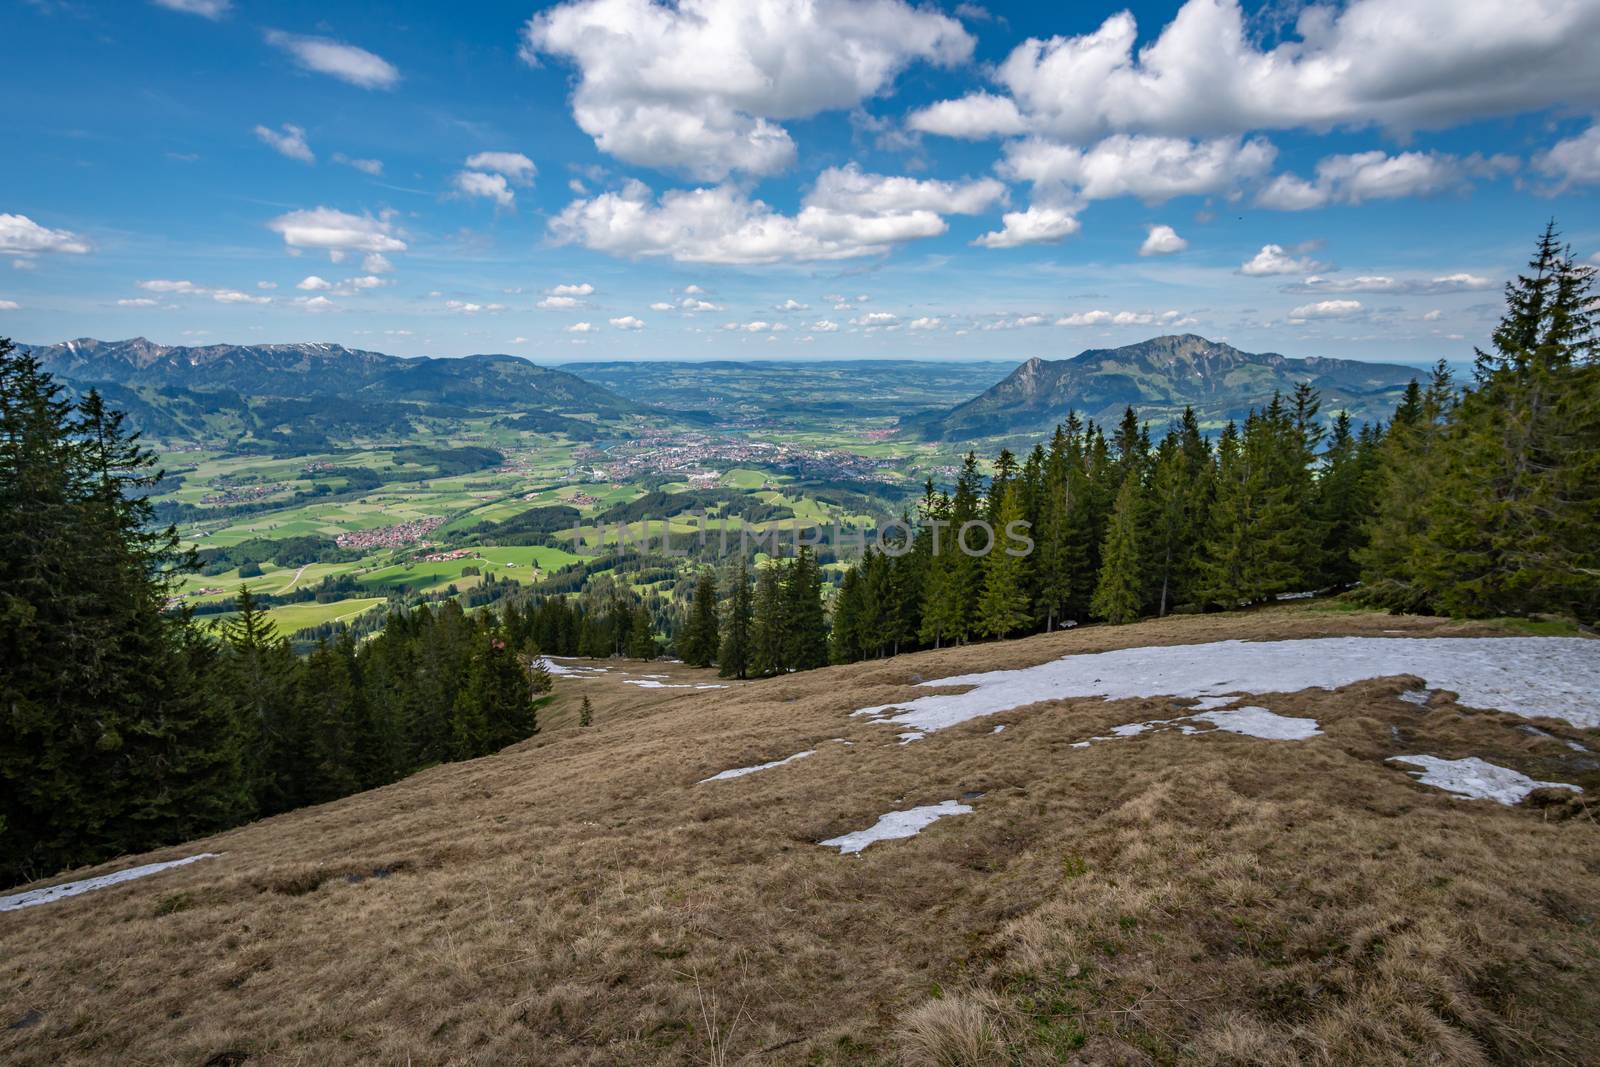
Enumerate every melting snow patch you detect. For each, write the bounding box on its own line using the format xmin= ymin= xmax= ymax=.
xmin=851 ymin=637 xmax=1600 ymax=732
xmin=1388 ymin=755 xmax=1580 ymax=806
xmin=540 ymin=658 xmax=607 ymax=676
xmin=820 ymin=801 xmax=973 ymax=854
xmin=700 ymin=750 xmax=815 ymax=782
xmin=0 ymin=854 xmax=220 ymax=913
xmin=624 ymin=679 xmax=692 ymax=689
xmin=992 ymin=724 xmax=1006 ymax=734
xmin=694 ymin=684 xmax=729 ymax=690
xmin=1191 ymin=706 xmax=1322 ymax=740
xmin=1399 ymin=689 xmax=1432 ymax=706
xmin=898 ymin=731 xmax=926 ymax=745
xmin=1274 ymin=591 xmax=1316 ymax=601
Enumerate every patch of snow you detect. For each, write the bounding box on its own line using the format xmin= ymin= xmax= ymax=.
xmin=820 ymin=800 xmax=973 ymax=854
xmin=1398 ymin=689 xmax=1432 ymax=706
xmin=1191 ymin=706 xmax=1322 ymax=740
xmin=694 ymin=684 xmax=729 ymax=690
xmin=700 ymin=749 xmax=814 ymax=783
xmin=1274 ymin=591 xmax=1316 ymax=600
xmin=539 ymin=657 xmax=607 ymax=676
xmin=0 ymin=854 xmax=220 ymax=913
xmin=851 ymin=637 xmax=1600 ymax=732
xmin=1388 ymin=755 xmax=1580 ymax=806
xmin=1517 ymin=725 xmax=1591 ymax=753
xmin=897 ymin=731 xmax=926 ymax=745
xmin=991 ymin=724 xmax=1006 ymax=734
xmin=623 ymin=679 xmax=692 ymax=689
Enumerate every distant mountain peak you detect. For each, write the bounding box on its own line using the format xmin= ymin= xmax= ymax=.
xmin=908 ymin=334 xmax=1419 ymax=441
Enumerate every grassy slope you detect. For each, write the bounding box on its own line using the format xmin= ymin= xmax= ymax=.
xmin=2 ymin=608 xmax=1597 ymax=1066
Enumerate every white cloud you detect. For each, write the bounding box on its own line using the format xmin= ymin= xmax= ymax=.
xmin=567 ymin=321 xmax=597 ymax=333
xmin=0 ymin=299 xmax=22 ymax=311
xmin=680 ymin=298 xmax=721 ymax=312
xmin=811 ymin=319 xmax=840 ymax=332
xmin=267 ymin=207 xmax=406 ymax=261
xmin=552 ymin=170 xmax=988 ymax=264
xmin=906 ymin=92 xmax=1025 ymax=138
xmin=290 ymin=295 xmax=336 ymax=310
xmin=1056 ymin=308 xmax=1195 ymax=327
xmin=911 ymin=0 xmax=1600 ymax=142
xmin=1237 ymin=244 xmax=1328 ymax=277
xmin=334 ymin=153 xmax=384 ymax=175
xmin=683 ymin=284 xmax=706 ymax=295
xmin=1256 ymin=150 xmax=1503 ymax=210
xmin=1288 ymin=299 xmax=1364 ymax=320
xmin=151 ymin=0 xmax=230 ymax=17
xmin=1285 ymin=273 xmax=1494 ymax=295
xmin=649 ymin=301 xmax=673 ymax=311
xmin=296 ymin=275 xmax=332 ymax=291
xmin=454 ymin=170 xmax=516 ymax=208
xmin=265 ymin=31 xmax=400 ymax=90
xmin=538 ymin=295 xmax=583 ymax=309
xmin=985 ymin=313 xmax=1052 ymax=329
xmin=0 ymin=213 xmax=90 ymax=256
xmin=908 ymin=316 xmax=942 ymax=330
xmin=211 ymin=289 xmax=270 ymax=305
xmin=972 ymin=204 xmax=1080 ymax=248
xmin=137 ymin=279 xmax=269 ymax=304
xmin=1423 ymin=309 xmax=1444 ymax=321
xmin=1000 ymin=134 xmax=1275 ymax=202
xmin=1532 ymin=123 xmax=1600 ymax=193
xmin=117 ymin=298 xmax=159 ymax=307
xmin=775 ymin=298 xmax=809 ymax=312
xmin=807 ymin=163 xmax=1005 ymax=215
xmin=347 ymin=275 xmax=388 ymax=290
xmin=253 ymin=123 xmax=313 ymax=163
xmin=445 ymin=300 xmax=508 ymax=314
xmin=609 ymin=315 xmax=645 ymax=330
xmin=522 ymin=0 xmax=973 ymax=179
xmin=852 ymin=311 xmax=899 ymax=327
xmin=464 ymin=152 xmax=537 ymax=184
xmin=1139 ymin=223 xmax=1187 ymax=256
xmin=361 ymin=253 xmax=394 ymax=274
xmin=723 ymin=320 xmax=789 ymax=333
xmin=256 ymin=281 xmax=277 ymax=290
xmin=550 ymin=282 xmax=594 ymax=297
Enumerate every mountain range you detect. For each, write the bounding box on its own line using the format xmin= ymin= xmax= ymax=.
xmin=18 ymin=337 xmax=633 ymax=444
xmin=903 ymin=334 xmax=1424 ymax=440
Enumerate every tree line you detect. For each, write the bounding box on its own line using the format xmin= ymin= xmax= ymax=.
xmin=0 ymin=340 xmax=550 ymax=886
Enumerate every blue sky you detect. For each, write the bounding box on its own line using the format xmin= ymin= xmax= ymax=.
xmin=2 ymin=0 xmax=1597 ymax=364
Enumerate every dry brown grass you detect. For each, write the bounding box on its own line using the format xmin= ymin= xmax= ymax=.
xmin=2 ymin=606 xmax=1597 ymax=1066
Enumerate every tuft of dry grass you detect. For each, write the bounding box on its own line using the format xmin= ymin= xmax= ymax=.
xmin=1 ymin=607 xmax=1596 ymax=1065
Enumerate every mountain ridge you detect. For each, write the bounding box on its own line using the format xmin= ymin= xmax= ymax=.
xmin=906 ymin=333 xmax=1421 ymax=439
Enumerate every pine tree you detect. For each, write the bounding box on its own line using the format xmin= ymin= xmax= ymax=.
xmin=979 ymin=482 xmax=1032 ymax=637
xmin=679 ymin=569 xmax=719 ymax=667
xmin=627 ymin=603 xmax=657 ymax=659
xmin=579 ymin=695 xmax=594 ymax=727
xmin=749 ymin=559 xmax=787 ymax=677
xmin=830 ymin=565 xmax=866 ymax=662
xmin=783 ymin=546 xmax=829 ymax=670
xmin=718 ymin=557 xmax=753 ymax=679
xmin=1092 ymin=473 xmax=1148 ymax=624
xmin=1315 ymin=411 xmax=1367 ymax=589
xmin=917 ymin=486 xmax=959 ymax=648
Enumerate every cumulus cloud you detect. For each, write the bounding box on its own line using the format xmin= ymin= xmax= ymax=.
xmin=453 ymin=170 xmax=515 ymax=208
xmin=609 ymin=315 xmax=645 ymax=330
xmin=290 ymin=295 xmax=335 ymax=310
xmin=267 ymin=207 xmax=406 ymax=261
xmin=907 ymin=92 xmax=1026 ymax=139
xmin=1237 ymin=243 xmax=1328 ymax=276
xmin=296 ymin=275 xmax=332 ymax=291
xmin=723 ymin=320 xmax=789 ymax=333
xmin=151 ymin=0 xmax=230 ymax=17
xmin=445 ymin=300 xmax=508 ymax=314
xmin=1532 ymin=123 xmax=1600 ymax=193
xmin=1284 ymin=273 xmax=1494 ymax=295
xmin=851 ymin=311 xmax=899 ymax=328
xmin=0 ymin=299 xmax=19 ymax=311
xmin=1000 ymin=134 xmax=1275 ymax=202
xmin=908 ymin=316 xmax=942 ymax=330
xmin=0 ymin=213 xmax=91 ymax=257
xmin=1288 ymin=299 xmax=1364 ymax=320
xmin=254 ymin=123 xmax=313 ymax=163
xmin=1255 ymin=150 xmax=1510 ymax=209
xmin=909 ymin=0 xmax=1600 ymax=142
xmin=1056 ymin=308 xmax=1194 ymax=327
xmin=775 ymin=299 xmax=810 ymax=312
xmin=537 ymin=295 xmax=583 ymax=309
xmin=550 ymin=282 xmax=594 ymax=296
xmin=1139 ymin=223 xmax=1187 ymax=256
xmin=567 ymin=321 xmax=597 ymax=333
xmin=362 ymin=253 xmax=393 ymax=274
xmin=551 ymin=166 xmax=999 ymax=264
xmin=266 ymin=31 xmax=400 ymax=90
xmin=464 ymin=152 xmax=537 ymax=184
xmin=522 ymin=0 xmax=973 ymax=179
xmin=972 ymin=204 xmax=1081 ymax=248
xmin=117 ymin=297 xmax=159 ymax=307
xmin=810 ymin=319 xmax=840 ymax=332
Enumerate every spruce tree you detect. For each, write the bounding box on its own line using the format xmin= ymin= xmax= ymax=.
xmin=979 ymin=482 xmax=1032 ymax=637
xmin=1092 ymin=473 xmax=1148 ymax=624
xmin=718 ymin=557 xmax=753 ymax=679
xmin=749 ymin=559 xmax=787 ymax=676
xmin=783 ymin=546 xmax=829 ymax=670
xmin=679 ymin=569 xmax=719 ymax=667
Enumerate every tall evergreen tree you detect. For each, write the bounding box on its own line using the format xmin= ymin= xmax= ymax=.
xmin=678 ymin=569 xmax=720 ymax=667
xmin=718 ymin=557 xmax=754 ymax=679
xmin=1092 ymin=473 xmax=1149 ymax=624
xmin=783 ymin=546 xmax=829 ymax=670
xmin=749 ymin=560 xmax=787 ymax=677
xmin=979 ymin=482 xmax=1032 ymax=637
